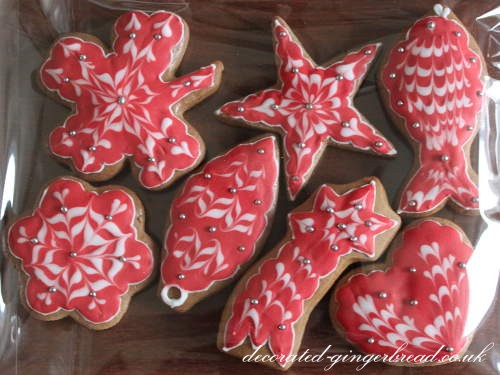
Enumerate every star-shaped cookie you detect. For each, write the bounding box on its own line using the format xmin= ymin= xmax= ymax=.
xmin=216 ymin=17 xmax=396 ymax=199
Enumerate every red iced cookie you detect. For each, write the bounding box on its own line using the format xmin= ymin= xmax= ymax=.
xmin=216 ymin=17 xmax=396 ymax=200
xmin=379 ymin=4 xmax=484 ymax=215
xmin=40 ymin=11 xmax=223 ymax=190
xmin=7 ymin=177 xmax=155 ymax=329
xmin=332 ymin=218 xmax=473 ymax=365
xmin=160 ymin=136 xmax=279 ymax=311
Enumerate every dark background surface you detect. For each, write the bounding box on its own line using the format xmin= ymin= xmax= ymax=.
xmin=0 ymin=0 xmax=498 ymax=374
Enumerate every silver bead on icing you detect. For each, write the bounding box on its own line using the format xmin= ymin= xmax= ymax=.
xmin=337 ymin=223 xmax=347 ymax=230
xmin=458 ymin=262 xmax=466 ymax=269
xmin=409 ymin=299 xmax=418 ymax=306
xmin=105 ymin=215 xmax=113 ymax=220
xmin=471 ymin=197 xmax=479 ymax=203
xmin=397 ymin=47 xmax=405 ymax=53
xmin=88 ymin=146 xmax=97 ymax=152
xmin=470 ymin=57 xmax=477 ymax=63
xmin=466 ymin=125 xmax=474 ymax=131
xmin=30 ymin=238 xmax=39 ymax=244
xmin=304 ymin=103 xmax=314 ymax=110
xmin=78 ymin=54 xmax=87 ymax=61
xmin=208 ymin=226 xmax=217 ymax=233
xmin=228 ymin=187 xmax=237 ymax=194
xmin=378 ymin=292 xmax=388 ymax=299
xmin=168 ymin=137 xmax=176 ymax=143
xmin=367 ymin=337 xmax=375 ymax=344
xmin=204 ymin=173 xmax=212 ymax=179
xmin=68 ymin=130 xmax=77 ymax=136
xmin=238 ymin=246 xmax=246 ymax=252
xmin=336 ymin=74 xmax=344 ymax=80
xmin=389 ymin=73 xmax=396 ymax=79
xmin=305 ymin=226 xmax=315 ymax=233
xmin=427 ymin=21 xmax=436 ymax=30
xmin=350 ymin=236 xmax=358 ymax=242
xmin=441 ymin=154 xmax=450 ymax=162
xmin=63 ymin=77 xmax=70 ymax=83
xmin=117 ymin=96 xmax=126 ymax=104
xmin=154 ymin=33 xmax=162 ymax=40
xmin=291 ymin=175 xmax=299 ymax=181
xmin=69 ymin=252 xmax=77 ymax=257
xmin=354 ymin=203 xmax=363 ymax=210
xmin=444 ymin=346 xmax=454 ymax=353
xmin=396 ymin=100 xmax=404 ymax=107
xmin=49 ymin=286 xmax=57 ymax=293
xmin=374 ymin=141 xmax=383 ymax=148
xmin=291 ymin=67 xmax=299 ymax=73
xmin=271 ymin=104 xmax=280 ymax=110
xmin=409 ymin=266 xmax=417 ymax=273
xmin=250 ymin=298 xmax=259 ymax=305
xmin=183 ymin=80 xmax=191 ymax=87
xmin=129 ymin=32 xmax=136 ymax=39
xmin=297 ymin=142 xmax=306 ymax=149
xmin=454 ymin=31 xmax=461 ymax=37
xmin=178 ymin=213 xmax=187 ymax=220
xmin=364 ymin=49 xmax=373 ymax=55
xmin=477 ymin=90 xmax=483 ymax=97
xmin=177 ymin=273 xmax=185 ymax=280
xmin=254 ymin=199 xmax=262 ymax=205
xmin=341 ymin=121 xmax=350 ymax=128
xmin=119 ymin=256 xmax=127 ymax=262
xmin=60 ymin=206 xmax=69 ymax=213
xmin=279 ymin=31 xmax=287 ymax=37
xmin=330 ymin=244 xmax=339 ymax=251
xmin=237 ymin=106 xmax=245 ymax=112
xmin=408 ymin=200 xmax=417 ymax=207
xmin=412 ymin=122 xmax=420 ymax=129
xmin=89 ymin=291 xmax=97 ymax=297
xmin=302 ymin=258 xmax=311 ymax=265
xmin=325 ymin=207 xmax=334 ymax=214
xmin=364 ymin=220 xmax=372 ymax=227
xmin=148 ymin=157 xmax=156 ymax=162
xmin=257 ymin=148 xmax=265 ymax=154
xmin=278 ymin=324 xmax=286 ymax=330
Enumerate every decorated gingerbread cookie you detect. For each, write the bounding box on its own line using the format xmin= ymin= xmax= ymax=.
xmin=218 ymin=177 xmax=400 ymax=370
xmin=216 ymin=17 xmax=396 ymax=200
xmin=7 ymin=177 xmax=155 ymax=329
xmin=331 ymin=218 xmax=474 ymax=365
xmin=378 ymin=4 xmax=485 ymax=216
xmin=160 ymin=135 xmax=279 ymax=311
xmin=40 ymin=11 xmax=223 ymax=190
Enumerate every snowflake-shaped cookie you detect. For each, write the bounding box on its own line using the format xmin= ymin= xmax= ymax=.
xmin=40 ymin=11 xmax=223 ymax=190
xmin=7 ymin=177 xmax=155 ymax=329
xmin=216 ymin=17 xmax=396 ymax=199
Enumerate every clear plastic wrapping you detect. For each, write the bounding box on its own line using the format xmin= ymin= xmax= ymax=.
xmin=0 ymin=0 xmax=498 ymax=374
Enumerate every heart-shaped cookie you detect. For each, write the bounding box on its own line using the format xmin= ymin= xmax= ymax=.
xmin=331 ymin=218 xmax=473 ymax=365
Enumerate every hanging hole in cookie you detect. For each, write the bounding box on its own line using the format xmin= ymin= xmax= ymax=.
xmin=167 ymin=286 xmax=182 ymax=300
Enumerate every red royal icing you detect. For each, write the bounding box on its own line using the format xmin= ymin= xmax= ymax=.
xmin=222 ymin=180 xmax=398 ymax=367
xmin=217 ymin=18 xmax=396 ymax=200
xmin=40 ymin=11 xmax=221 ymax=189
xmin=380 ymin=6 xmax=483 ymax=214
xmin=334 ymin=219 xmax=472 ymax=363
xmin=7 ymin=178 xmax=154 ymax=324
xmin=160 ymin=136 xmax=279 ymax=309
